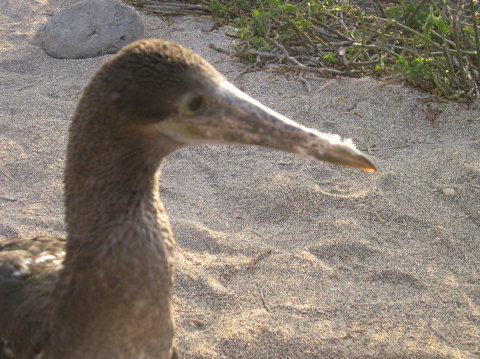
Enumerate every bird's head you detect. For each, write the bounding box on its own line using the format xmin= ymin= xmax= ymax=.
xmin=74 ymin=39 xmax=377 ymax=172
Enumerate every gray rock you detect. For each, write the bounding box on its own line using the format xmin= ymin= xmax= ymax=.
xmin=34 ymin=0 xmax=144 ymax=59
xmin=443 ymin=188 xmax=455 ymax=196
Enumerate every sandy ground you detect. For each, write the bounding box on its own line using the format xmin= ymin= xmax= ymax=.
xmin=1 ymin=0 xmax=479 ymax=358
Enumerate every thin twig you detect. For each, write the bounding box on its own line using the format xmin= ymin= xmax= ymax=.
xmin=285 ymin=19 xmax=319 ymax=53
xmin=208 ymin=43 xmax=230 ymax=55
xmin=132 ymin=0 xmax=209 ymax=15
xmin=247 ymin=249 xmax=272 ymax=273
xmin=267 ymin=37 xmax=307 ymax=69
xmin=373 ymin=212 xmax=385 ymax=224
xmin=234 ymin=55 xmax=263 ymax=80
xmin=257 ymin=284 xmax=270 ymax=312
xmin=270 ymin=64 xmax=360 ymax=76
xmin=431 ymin=326 xmax=457 ymax=348
xmin=242 ymin=49 xmax=279 ymax=59
xmin=311 ymin=19 xmax=352 ymax=42
xmin=298 ymin=72 xmax=311 ymax=92
xmin=234 ymin=63 xmax=255 ymax=80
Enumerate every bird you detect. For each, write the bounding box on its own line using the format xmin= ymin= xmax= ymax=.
xmin=0 ymin=39 xmax=377 ymax=359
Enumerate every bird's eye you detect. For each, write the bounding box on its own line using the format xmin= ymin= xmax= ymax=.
xmin=188 ymin=95 xmax=204 ymax=112
xmin=180 ymin=93 xmax=204 ymax=114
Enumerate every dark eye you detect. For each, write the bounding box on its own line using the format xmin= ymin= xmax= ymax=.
xmin=180 ymin=93 xmax=204 ymax=114
xmin=188 ymin=95 xmax=204 ymax=112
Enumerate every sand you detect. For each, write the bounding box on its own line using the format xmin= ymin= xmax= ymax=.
xmin=1 ymin=0 xmax=479 ymax=358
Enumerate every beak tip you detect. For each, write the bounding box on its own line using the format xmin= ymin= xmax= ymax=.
xmin=360 ymin=158 xmax=378 ymax=173
xmin=363 ymin=166 xmax=379 ymax=173
xmin=319 ymin=144 xmax=378 ymax=173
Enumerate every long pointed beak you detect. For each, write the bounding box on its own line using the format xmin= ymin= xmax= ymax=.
xmin=215 ymin=82 xmax=376 ymax=172
xmin=158 ymin=81 xmax=377 ymax=172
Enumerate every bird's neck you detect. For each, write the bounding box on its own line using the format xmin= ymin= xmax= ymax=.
xmin=62 ymin=116 xmax=181 ymax=250
xmin=63 ymin=127 xmax=169 ymax=256
xmin=53 ymin=121 xmax=179 ymax=355
xmin=63 ymin=122 xmax=176 ymax=281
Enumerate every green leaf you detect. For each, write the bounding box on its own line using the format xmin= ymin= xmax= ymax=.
xmin=295 ymin=18 xmax=313 ymax=30
xmin=435 ymin=19 xmax=449 ymax=34
xmin=462 ymin=26 xmax=475 ymax=35
xmin=396 ymin=56 xmax=407 ymax=65
xmin=393 ymin=56 xmax=410 ymax=74
xmin=323 ymin=53 xmax=336 ymax=64
xmin=283 ymin=3 xmax=298 ymax=12
xmin=251 ymin=9 xmax=260 ymax=17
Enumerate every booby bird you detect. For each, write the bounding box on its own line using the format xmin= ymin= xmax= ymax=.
xmin=0 ymin=39 xmax=376 ymax=359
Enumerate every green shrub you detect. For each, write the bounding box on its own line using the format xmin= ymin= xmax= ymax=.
xmin=204 ymin=0 xmax=480 ymax=101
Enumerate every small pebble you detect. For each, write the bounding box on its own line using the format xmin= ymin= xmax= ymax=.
xmin=443 ymin=188 xmax=455 ymax=196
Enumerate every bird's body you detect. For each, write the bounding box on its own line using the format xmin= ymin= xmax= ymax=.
xmin=0 ymin=39 xmax=376 ymax=358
